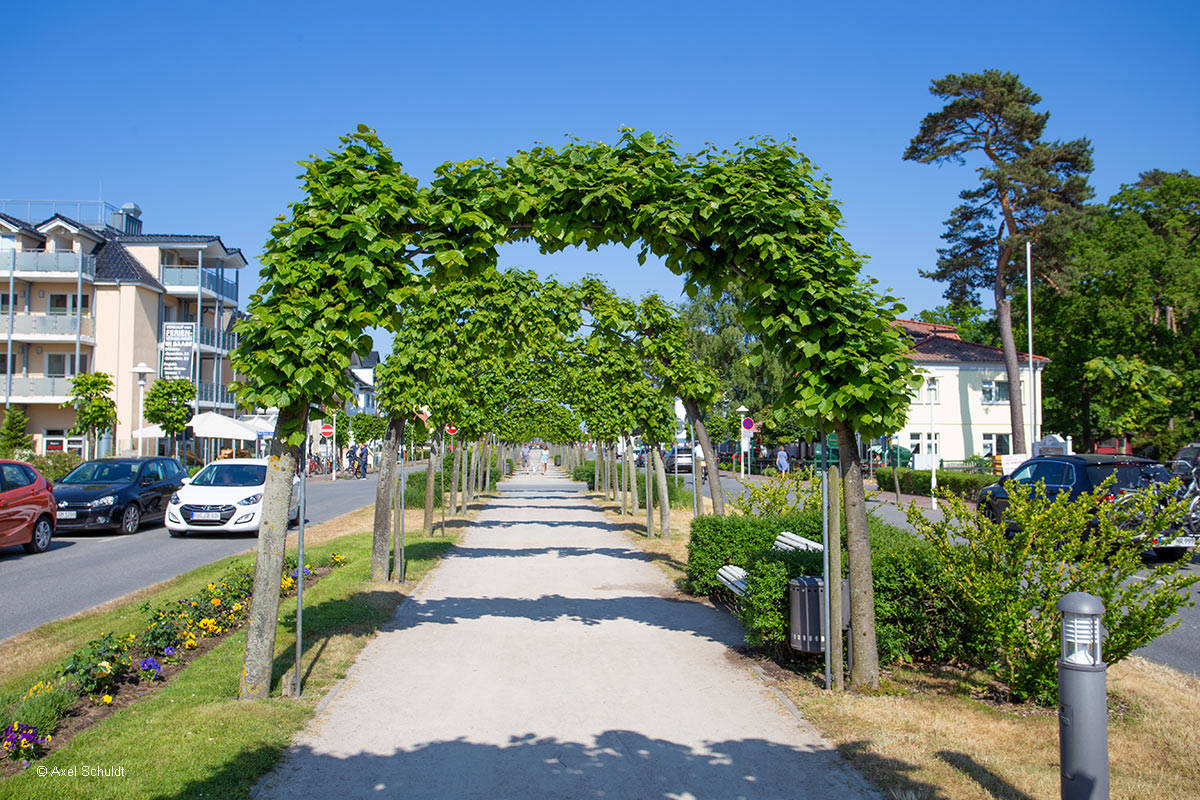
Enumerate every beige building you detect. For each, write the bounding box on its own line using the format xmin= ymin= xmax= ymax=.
xmin=0 ymin=200 xmax=246 ymax=457
xmin=894 ymin=319 xmax=1048 ymax=464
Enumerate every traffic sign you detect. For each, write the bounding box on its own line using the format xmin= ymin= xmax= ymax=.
xmin=445 ymin=424 xmax=458 ymax=436
xmin=741 ymin=417 xmax=755 ymax=431
xmin=320 ymin=423 xmax=334 ymax=438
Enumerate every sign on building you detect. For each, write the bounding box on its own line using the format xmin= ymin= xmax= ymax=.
xmin=161 ymin=322 xmax=196 ymax=380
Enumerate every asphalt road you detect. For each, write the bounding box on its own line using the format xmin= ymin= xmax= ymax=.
xmin=0 ymin=467 xmax=423 ymax=643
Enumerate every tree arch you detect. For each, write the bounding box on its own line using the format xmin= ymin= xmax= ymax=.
xmin=232 ymin=127 xmax=916 ymax=698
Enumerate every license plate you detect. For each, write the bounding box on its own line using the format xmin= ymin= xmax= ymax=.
xmin=1170 ymin=536 xmax=1196 ymax=548
xmin=56 ymin=510 xmax=76 ymax=519
xmin=192 ymin=511 xmax=221 ymax=521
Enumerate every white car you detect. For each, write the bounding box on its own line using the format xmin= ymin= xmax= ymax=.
xmin=166 ymin=459 xmax=299 ymax=537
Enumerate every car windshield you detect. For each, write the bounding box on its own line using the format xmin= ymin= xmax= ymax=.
xmin=60 ymin=461 xmax=137 ymax=484
xmin=191 ymin=464 xmax=267 ymax=488
xmin=1087 ymin=463 xmax=1169 ymax=492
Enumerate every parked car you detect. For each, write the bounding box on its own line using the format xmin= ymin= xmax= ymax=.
xmin=662 ymin=445 xmax=694 ymax=473
xmin=976 ymin=454 xmax=1190 ymax=557
xmin=166 ymin=458 xmax=299 ymax=537
xmin=0 ymin=460 xmax=57 ymax=555
xmin=53 ymin=457 xmax=186 ymax=534
xmin=1170 ymin=443 xmax=1200 ymax=474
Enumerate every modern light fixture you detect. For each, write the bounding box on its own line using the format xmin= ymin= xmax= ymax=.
xmin=1057 ymin=591 xmax=1109 ymax=799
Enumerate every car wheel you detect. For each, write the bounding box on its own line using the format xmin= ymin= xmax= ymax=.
xmin=120 ymin=503 xmax=141 ymax=535
xmin=1153 ymin=547 xmax=1189 ymax=563
xmin=23 ymin=516 xmax=53 ymax=554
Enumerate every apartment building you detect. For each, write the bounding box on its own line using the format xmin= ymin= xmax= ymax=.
xmin=0 ymin=200 xmax=245 ymax=456
xmin=893 ymin=319 xmax=1048 ymax=464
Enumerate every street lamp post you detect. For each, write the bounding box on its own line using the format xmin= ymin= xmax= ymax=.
xmin=131 ymin=362 xmax=154 ymax=457
xmin=928 ymin=374 xmax=937 ymax=511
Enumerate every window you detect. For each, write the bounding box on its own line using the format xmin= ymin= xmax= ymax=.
xmin=1032 ymin=462 xmax=1073 ymax=487
xmin=909 ymin=432 xmax=940 ymax=454
xmin=43 ymin=429 xmax=84 ymax=456
xmin=48 ymin=293 xmax=89 ymax=315
xmin=0 ymin=292 xmax=16 ymax=313
xmin=0 ymin=463 xmax=34 ymax=490
xmin=46 ymin=353 xmax=89 ymax=377
xmin=139 ymin=461 xmax=164 ymax=483
xmin=912 ymin=376 xmax=940 ymax=404
xmin=982 ymin=380 xmax=1010 ymax=404
xmin=0 ymin=351 xmax=13 ymax=375
xmin=981 ymin=433 xmax=1011 ymax=456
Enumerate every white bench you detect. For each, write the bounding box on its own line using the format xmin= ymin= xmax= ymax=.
xmin=715 ymin=531 xmax=824 ymax=598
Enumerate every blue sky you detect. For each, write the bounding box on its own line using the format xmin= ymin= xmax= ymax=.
xmin=4 ymin=0 xmax=1196 ymax=354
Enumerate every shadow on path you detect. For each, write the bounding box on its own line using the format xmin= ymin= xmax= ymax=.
xmin=241 ymin=730 xmax=883 ymax=800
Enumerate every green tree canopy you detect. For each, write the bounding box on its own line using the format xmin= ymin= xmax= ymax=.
xmin=64 ymin=372 xmax=117 ymax=459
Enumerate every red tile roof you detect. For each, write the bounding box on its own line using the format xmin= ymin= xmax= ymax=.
xmin=893 ymin=319 xmax=1049 ymax=364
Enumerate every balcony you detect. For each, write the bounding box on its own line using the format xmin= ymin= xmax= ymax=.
xmin=4 ymin=251 xmax=97 ymax=278
xmin=198 ymin=327 xmax=239 ymax=351
xmin=2 ymin=376 xmax=75 ymax=401
xmin=197 ymin=381 xmax=235 ymax=406
xmin=0 ymin=313 xmax=95 ymax=340
xmin=161 ymin=267 xmax=237 ymax=302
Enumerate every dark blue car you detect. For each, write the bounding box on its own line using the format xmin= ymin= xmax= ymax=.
xmin=53 ymin=457 xmax=187 ymax=535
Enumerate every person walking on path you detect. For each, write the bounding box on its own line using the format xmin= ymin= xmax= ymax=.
xmin=540 ymin=446 xmax=550 ymax=474
xmin=254 ymin=470 xmax=876 ymax=800
xmin=776 ymin=447 xmax=790 ymax=474
xmin=359 ymin=443 xmax=369 ymax=479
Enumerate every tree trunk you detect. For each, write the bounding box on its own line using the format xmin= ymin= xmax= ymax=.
xmin=684 ymin=398 xmax=725 ymax=515
xmin=653 ymin=444 xmax=670 ymax=536
xmin=995 ymin=256 xmax=1028 ymax=455
xmin=239 ymin=401 xmax=304 ymax=700
xmin=476 ymin=438 xmax=484 ymax=495
xmin=371 ymin=416 xmax=401 ymax=582
xmin=484 ymin=439 xmax=492 ymax=492
xmin=423 ymin=432 xmax=438 ymax=535
xmin=836 ymin=420 xmax=879 ymax=690
xmin=627 ymin=437 xmax=639 ymax=516
xmin=461 ymin=440 xmax=470 ymax=512
xmin=828 ymin=462 xmax=844 ymax=692
xmin=449 ymin=444 xmax=461 ymax=515
xmin=391 ymin=420 xmax=406 ymax=583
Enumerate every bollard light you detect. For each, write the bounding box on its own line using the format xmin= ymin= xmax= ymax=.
xmin=1057 ymin=591 xmax=1109 ymax=800
xmin=1061 ymin=601 xmax=1103 ymax=666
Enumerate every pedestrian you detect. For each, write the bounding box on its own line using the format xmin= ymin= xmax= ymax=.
xmin=358 ymin=443 xmax=369 ymax=479
xmin=346 ymin=447 xmax=357 ymax=478
xmin=540 ymin=446 xmax=549 ymax=474
xmin=521 ymin=444 xmax=530 ymax=472
xmin=776 ymin=447 xmax=790 ymax=474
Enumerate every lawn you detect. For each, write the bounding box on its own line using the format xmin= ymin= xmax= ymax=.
xmin=0 ymin=521 xmax=455 ymax=800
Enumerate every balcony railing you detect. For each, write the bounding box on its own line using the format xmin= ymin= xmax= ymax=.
xmin=2 ymin=376 xmax=75 ymax=399
xmin=160 ymin=267 xmax=237 ymax=302
xmin=198 ymin=327 xmax=239 ymax=350
xmin=5 ymin=251 xmax=97 ymax=277
xmin=0 ymin=314 xmax=95 ymax=338
xmin=197 ymin=381 xmax=235 ymax=405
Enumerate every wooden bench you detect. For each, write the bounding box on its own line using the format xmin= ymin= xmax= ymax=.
xmin=715 ymin=531 xmax=824 ymax=598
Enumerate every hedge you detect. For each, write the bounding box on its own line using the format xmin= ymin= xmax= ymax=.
xmin=875 ymin=467 xmax=996 ymax=500
xmin=687 ymin=510 xmax=980 ymax=665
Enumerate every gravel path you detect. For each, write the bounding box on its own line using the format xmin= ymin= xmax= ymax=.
xmin=255 ymin=468 xmax=877 ymax=800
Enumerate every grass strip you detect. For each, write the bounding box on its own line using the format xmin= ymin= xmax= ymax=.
xmin=0 ymin=530 xmax=455 ymax=800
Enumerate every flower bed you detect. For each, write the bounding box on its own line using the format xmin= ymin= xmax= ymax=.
xmin=0 ymin=552 xmax=347 ymax=771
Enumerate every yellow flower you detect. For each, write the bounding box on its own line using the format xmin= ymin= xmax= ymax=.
xmin=207 ymin=583 xmax=216 ymax=592
xmin=231 ymin=602 xmax=242 ymax=612
xmin=101 ymin=694 xmax=112 ymax=704
xmin=211 ymin=598 xmax=222 ymax=607
xmin=96 ymin=661 xmax=113 ymax=675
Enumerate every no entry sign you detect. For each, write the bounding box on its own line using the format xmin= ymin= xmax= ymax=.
xmin=320 ymin=423 xmax=334 ymax=438
xmin=445 ymin=424 xmax=458 ymax=436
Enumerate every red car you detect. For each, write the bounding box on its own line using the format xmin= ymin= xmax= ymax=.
xmin=0 ymin=459 xmax=56 ymax=555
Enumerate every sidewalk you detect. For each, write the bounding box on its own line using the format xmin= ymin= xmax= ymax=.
xmin=255 ymin=469 xmax=877 ymax=799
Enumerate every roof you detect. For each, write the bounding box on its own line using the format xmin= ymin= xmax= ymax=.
xmin=0 ymin=211 xmax=45 ymax=240
xmin=93 ymin=240 xmax=165 ymax=291
xmin=893 ymin=319 xmax=1049 ymax=365
xmin=36 ymin=214 xmax=104 ymax=240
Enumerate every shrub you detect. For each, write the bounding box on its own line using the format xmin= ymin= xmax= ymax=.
xmin=729 ymin=466 xmax=822 ymax=517
xmin=906 ymin=480 xmax=1199 ymax=704
xmin=875 ymin=467 xmax=995 ymax=500
xmin=572 ymin=462 xmax=596 ymax=489
xmin=686 ymin=512 xmax=823 ymax=595
xmin=0 ymin=680 xmax=75 ymax=743
xmin=761 ymin=466 xmax=778 ymax=478
xmin=739 ymin=547 xmax=822 ymax=648
xmin=61 ymin=633 xmax=136 ymax=695
xmin=28 ymin=451 xmax=81 ymax=481
xmin=401 ymin=468 xmax=442 ymax=508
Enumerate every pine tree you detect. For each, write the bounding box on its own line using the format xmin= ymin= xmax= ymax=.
xmin=0 ymin=407 xmax=34 ymax=457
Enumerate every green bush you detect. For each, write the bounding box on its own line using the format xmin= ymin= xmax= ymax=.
xmin=402 ymin=468 xmax=442 ymax=508
xmin=61 ymin=632 xmax=136 ymax=695
xmin=686 ymin=512 xmax=823 ymax=595
xmin=572 ymin=462 xmax=596 ymax=489
xmin=28 ymin=451 xmax=82 ymax=481
xmin=633 ymin=472 xmax=694 ymax=509
xmin=875 ymin=467 xmax=996 ymax=500
xmin=729 ymin=466 xmax=821 ymax=517
xmin=739 ymin=547 xmax=823 ymax=648
xmin=0 ymin=679 xmax=77 ymax=740
xmin=906 ymin=480 xmax=1199 ymax=704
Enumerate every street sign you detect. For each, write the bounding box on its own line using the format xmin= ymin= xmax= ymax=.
xmin=320 ymin=423 xmax=334 ymax=438
xmin=742 ymin=417 xmax=754 ymax=431
xmin=445 ymin=424 xmax=458 ymax=436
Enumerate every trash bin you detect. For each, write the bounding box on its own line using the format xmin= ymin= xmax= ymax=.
xmin=788 ymin=577 xmax=850 ymax=653
xmin=554 ymin=455 xmax=562 ymax=466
